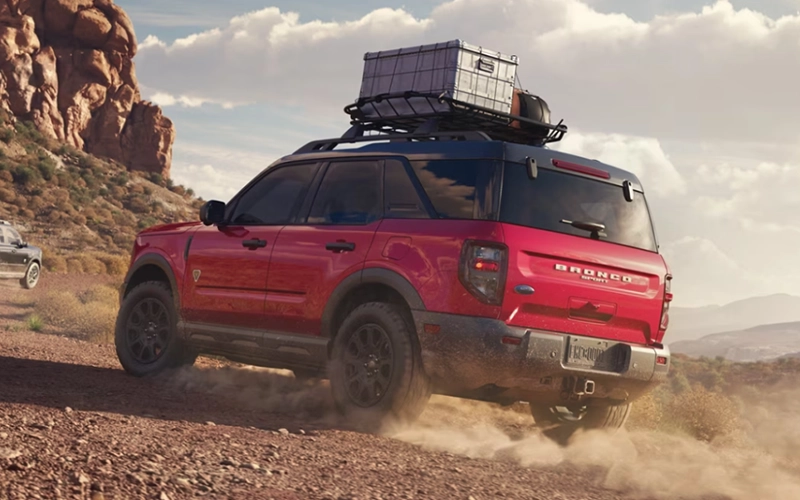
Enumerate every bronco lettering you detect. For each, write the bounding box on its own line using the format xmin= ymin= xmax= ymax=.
xmin=555 ymin=263 xmax=633 ymax=283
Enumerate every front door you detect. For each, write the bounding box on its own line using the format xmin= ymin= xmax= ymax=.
xmin=0 ymin=226 xmax=27 ymax=277
xmin=265 ymin=159 xmax=384 ymax=336
xmin=182 ymin=161 xmax=321 ymax=334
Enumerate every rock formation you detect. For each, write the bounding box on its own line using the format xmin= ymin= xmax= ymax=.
xmin=0 ymin=0 xmax=174 ymax=178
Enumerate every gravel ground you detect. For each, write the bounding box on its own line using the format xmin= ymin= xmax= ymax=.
xmin=0 ymin=274 xmax=656 ymax=500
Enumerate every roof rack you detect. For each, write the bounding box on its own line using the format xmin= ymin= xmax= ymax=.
xmin=294 ymin=127 xmax=492 ymax=155
xmin=343 ymin=92 xmax=569 ymax=146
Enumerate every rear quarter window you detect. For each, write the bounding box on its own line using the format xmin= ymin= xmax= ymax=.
xmin=409 ymin=159 xmax=498 ymax=220
xmin=500 ymin=163 xmax=658 ymax=252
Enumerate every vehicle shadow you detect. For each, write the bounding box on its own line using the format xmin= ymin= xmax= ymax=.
xmin=0 ymin=355 xmax=340 ymax=433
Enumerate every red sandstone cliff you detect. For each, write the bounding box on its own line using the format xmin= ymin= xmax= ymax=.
xmin=0 ymin=0 xmax=174 ymax=177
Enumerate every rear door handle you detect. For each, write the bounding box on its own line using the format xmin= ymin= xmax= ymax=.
xmin=326 ymin=242 xmax=355 ymax=253
xmin=242 ymin=238 xmax=267 ymax=249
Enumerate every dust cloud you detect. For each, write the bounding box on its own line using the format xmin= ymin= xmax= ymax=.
xmin=162 ymin=363 xmax=800 ymax=499
xmin=388 ymin=391 xmax=800 ymax=500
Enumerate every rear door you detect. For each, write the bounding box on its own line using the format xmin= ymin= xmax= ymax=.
xmin=498 ymin=161 xmax=668 ymax=346
xmin=264 ymin=158 xmax=383 ymax=336
xmin=182 ymin=161 xmax=321 ymax=332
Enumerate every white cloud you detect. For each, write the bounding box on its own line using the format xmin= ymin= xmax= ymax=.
xmin=551 ymin=130 xmax=686 ymax=197
xmin=135 ymin=0 xmax=800 ymax=145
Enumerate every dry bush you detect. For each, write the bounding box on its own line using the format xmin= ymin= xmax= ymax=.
xmin=76 ymin=254 xmax=106 ymax=274
xmin=664 ymin=384 xmax=741 ymax=442
xmin=35 ymin=289 xmax=117 ymax=343
xmin=65 ymin=258 xmax=84 ymax=274
xmin=80 ymin=284 xmax=119 ymax=310
xmin=0 ymin=170 xmax=12 ymax=182
xmin=20 ymin=208 xmax=34 ymax=219
xmin=44 ymin=254 xmax=67 ymax=273
xmin=0 ymin=187 xmax=16 ymax=203
xmin=92 ymin=253 xmax=128 ymax=276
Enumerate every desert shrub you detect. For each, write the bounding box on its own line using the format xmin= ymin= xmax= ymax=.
xmin=171 ymin=185 xmax=186 ymax=196
xmin=127 ymin=195 xmax=149 ymax=213
xmin=20 ymin=208 xmax=34 ymax=219
xmin=148 ymin=172 xmax=164 ymax=187
xmin=0 ymin=169 xmax=12 ymax=182
xmin=36 ymin=156 xmax=57 ymax=181
xmin=80 ymin=284 xmax=119 ymax=309
xmin=15 ymin=195 xmax=27 ymax=209
xmin=28 ymin=195 xmax=44 ymax=211
xmin=664 ymin=384 xmax=740 ymax=442
xmin=65 ymin=258 xmax=84 ymax=274
xmin=75 ymin=254 xmax=105 ymax=274
xmin=185 ymin=188 xmax=194 ymax=198
xmin=44 ymin=254 xmax=67 ymax=273
xmin=34 ymin=290 xmax=117 ymax=342
xmin=74 ymin=213 xmax=87 ymax=226
xmin=0 ymin=127 xmax=14 ymax=143
xmin=12 ymin=164 xmax=40 ymax=186
xmin=27 ymin=314 xmax=43 ymax=332
xmin=0 ymin=187 xmax=15 ymax=203
xmin=92 ymin=253 xmax=128 ymax=276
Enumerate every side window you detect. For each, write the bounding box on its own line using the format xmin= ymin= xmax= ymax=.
xmin=307 ymin=160 xmax=381 ymax=225
xmin=230 ymin=162 xmax=318 ymax=225
xmin=409 ymin=160 xmax=479 ymax=219
xmin=384 ymin=159 xmax=429 ymax=219
xmin=6 ymin=228 xmax=20 ymax=245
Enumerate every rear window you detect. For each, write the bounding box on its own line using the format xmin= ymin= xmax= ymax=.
xmin=500 ymin=163 xmax=657 ymax=252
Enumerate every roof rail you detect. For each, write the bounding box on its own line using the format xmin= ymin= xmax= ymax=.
xmin=293 ymin=126 xmax=492 ymax=155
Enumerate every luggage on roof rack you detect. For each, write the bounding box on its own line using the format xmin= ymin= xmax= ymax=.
xmin=350 ymin=40 xmax=568 ymax=146
xmin=344 ymin=91 xmax=567 ymax=146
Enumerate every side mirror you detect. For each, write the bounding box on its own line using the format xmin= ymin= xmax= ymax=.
xmin=15 ymin=241 xmax=26 ymax=248
xmin=199 ymin=200 xmax=226 ymax=226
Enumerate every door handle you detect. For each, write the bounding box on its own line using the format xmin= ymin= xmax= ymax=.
xmin=326 ymin=241 xmax=356 ymax=253
xmin=242 ymin=239 xmax=267 ymax=249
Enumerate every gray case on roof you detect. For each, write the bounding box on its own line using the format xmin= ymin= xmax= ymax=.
xmin=357 ymin=40 xmax=519 ymax=120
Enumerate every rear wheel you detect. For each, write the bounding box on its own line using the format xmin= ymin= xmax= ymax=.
xmin=115 ymin=281 xmax=196 ymax=377
xmin=328 ymin=302 xmax=431 ymax=430
xmin=530 ymin=402 xmax=632 ymax=445
xmin=20 ymin=262 xmax=40 ymax=290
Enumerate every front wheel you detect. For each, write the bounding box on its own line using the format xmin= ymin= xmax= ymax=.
xmin=20 ymin=262 xmax=40 ymax=289
xmin=114 ymin=281 xmax=196 ymax=377
xmin=328 ymin=302 xmax=431 ymax=430
xmin=530 ymin=402 xmax=632 ymax=445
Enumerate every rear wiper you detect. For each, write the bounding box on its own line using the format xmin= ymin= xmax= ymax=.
xmin=560 ymin=219 xmax=607 ymax=240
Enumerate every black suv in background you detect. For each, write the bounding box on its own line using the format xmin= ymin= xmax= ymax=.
xmin=0 ymin=220 xmax=41 ymax=289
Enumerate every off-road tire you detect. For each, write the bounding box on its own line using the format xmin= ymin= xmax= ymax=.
xmin=530 ymin=402 xmax=632 ymax=445
xmin=115 ymin=281 xmax=196 ymax=377
xmin=329 ymin=302 xmax=431 ymax=431
xmin=20 ymin=261 xmax=40 ymax=290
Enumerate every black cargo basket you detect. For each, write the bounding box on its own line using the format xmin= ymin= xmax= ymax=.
xmin=344 ymin=91 xmax=568 ymax=146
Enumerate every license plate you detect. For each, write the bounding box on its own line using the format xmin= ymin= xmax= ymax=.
xmin=565 ymin=336 xmax=621 ymax=371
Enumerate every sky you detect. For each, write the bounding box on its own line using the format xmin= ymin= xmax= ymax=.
xmin=115 ymin=0 xmax=800 ymax=308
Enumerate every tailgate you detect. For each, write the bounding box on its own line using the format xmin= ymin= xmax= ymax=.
xmin=501 ymin=223 xmax=667 ymax=345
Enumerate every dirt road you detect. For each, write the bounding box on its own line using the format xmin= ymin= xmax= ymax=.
xmin=0 ymin=327 xmax=638 ymax=500
xmin=3 ymin=277 xmax=798 ymax=500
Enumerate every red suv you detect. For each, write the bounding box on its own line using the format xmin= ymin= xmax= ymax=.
xmin=115 ymin=128 xmax=672 ymax=442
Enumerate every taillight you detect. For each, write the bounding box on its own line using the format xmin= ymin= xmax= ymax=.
xmin=659 ymin=274 xmax=673 ymax=333
xmin=459 ymin=240 xmax=508 ymax=305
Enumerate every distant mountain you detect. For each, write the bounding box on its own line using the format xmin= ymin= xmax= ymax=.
xmin=665 ymin=294 xmax=800 ymax=344
xmin=670 ymin=322 xmax=800 ymax=363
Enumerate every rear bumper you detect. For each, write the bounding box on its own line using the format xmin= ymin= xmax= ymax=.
xmin=412 ymin=311 xmax=670 ymax=405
